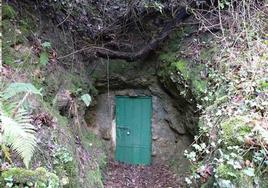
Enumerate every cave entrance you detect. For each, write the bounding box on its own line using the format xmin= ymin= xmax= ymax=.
xmin=115 ymin=96 xmax=152 ymax=165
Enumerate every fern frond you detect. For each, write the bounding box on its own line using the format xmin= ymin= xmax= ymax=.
xmin=1 ymin=109 xmax=37 ymax=168
xmin=2 ymin=82 xmax=42 ymax=100
xmin=0 ymin=83 xmax=41 ymax=168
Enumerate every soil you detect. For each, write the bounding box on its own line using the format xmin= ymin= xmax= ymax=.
xmin=104 ymin=160 xmax=184 ymax=188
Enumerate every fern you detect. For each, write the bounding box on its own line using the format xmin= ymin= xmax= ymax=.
xmin=0 ymin=83 xmax=41 ymax=168
xmin=2 ymin=82 xmax=42 ymax=100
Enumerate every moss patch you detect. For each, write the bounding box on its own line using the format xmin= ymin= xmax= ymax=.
xmin=0 ymin=167 xmax=60 ymax=188
xmin=81 ymin=132 xmax=107 ymax=187
xmin=2 ymin=3 xmax=37 ymax=67
xmin=86 ymin=170 xmax=104 ymax=188
xmin=221 ymin=117 xmax=252 ymax=146
xmin=159 ymin=57 xmax=207 ymax=101
xmin=52 ymin=147 xmax=79 ymax=188
xmin=2 ymin=4 xmax=17 ymax=19
xmin=215 ymin=164 xmax=256 ymax=188
xmin=157 ymin=25 xmax=210 ymax=100
xmin=216 ymin=164 xmax=239 ymax=180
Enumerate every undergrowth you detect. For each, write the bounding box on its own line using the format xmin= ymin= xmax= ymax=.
xmin=184 ymin=1 xmax=268 ymax=187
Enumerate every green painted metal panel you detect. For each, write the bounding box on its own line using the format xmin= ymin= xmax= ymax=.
xmin=115 ymin=96 xmax=152 ymax=165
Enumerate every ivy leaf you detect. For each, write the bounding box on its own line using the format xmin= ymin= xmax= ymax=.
xmin=41 ymin=41 xmax=51 ymax=49
xmin=243 ymin=167 xmax=255 ymax=177
xmin=217 ymin=179 xmax=235 ymax=188
xmin=39 ymin=52 xmax=49 ymax=66
xmin=81 ymin=94 xmax=91 ymax=107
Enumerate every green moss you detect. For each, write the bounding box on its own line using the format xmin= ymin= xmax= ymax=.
xmin=82 ymin=132 xmax=107 ymax=168
xmin=2 ymin=10 xmax=36 ymax=66
xmin=0 ymin=167 xmax=60 ymax=188
xmin=86 ymin=170 xmax=104 ymax=188
xmin=159 ymin=52 xmax=177 ymax=63
xmin=221 ymin=117 xmax=252 ymax=146
xmin=200 ymin=46 xmax=217 ymax=61
xmin=170 ymin=60 xmax=208 ymax=94
xmin=2 ymin=19 xmax=18 ymax=47
xmin=2 ymin=49 xmax=15 ymax=65
xmin=41 ymin=100 xmax=68 ymax=127
xmin=81 ymin=132 xmax=107 ymax=187
xmin=42 ymin=67 xmax=91 ymax=103
xmin=2 ymin=3 xmax=38 ymax=67
xmin=216 ymin=164 xmax=239 ymax=180
xmin=108 ymin=59 xmax=135 ymax=74
xmin=158 ymin=26 xmax=211 ymax=100
xmin=259 ymin=174 xmax=268 ymax=188
xmin=2 ymin=4 xmax=17 ymax=19
xmin=52 ymin=147 xmax=79 ymax=188
xmin=158 ymin=26 xmax=194 ymax=63
xmin=216 ymin=165 xmax=256 ymax=187
xmin=260 ymin=81 xmax=268 ymax=90
xmin=192 ymin=79 xmax=207 ymax=94
xmin=19 ymin=18 xmax=36 ymax=35
xmin=171 ymin=60 xmax=188 ymax=78
xmin=160 ymin=57 xmax=208 ymax=99
xmin=166 ymin=27 xmax=192 ymax=51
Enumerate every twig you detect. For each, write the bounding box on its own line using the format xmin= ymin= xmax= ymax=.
xmin=12 ymin=92 xmax=30 ymax=118
xmin=56 ymin=10 xmax=72 ymax=27
xmin=57 ymin=46 xmax=92 ymax=59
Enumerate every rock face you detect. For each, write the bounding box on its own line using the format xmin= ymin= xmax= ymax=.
xmin=85 ymin=58 xmax=198 ymax=174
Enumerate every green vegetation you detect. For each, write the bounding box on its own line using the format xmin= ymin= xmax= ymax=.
xmin=2 ymin=4 xmax=17 ymax=19
xmin=221 ymin=117 xmax=252 ymax=146
xmin=52 ymin=147 xmax=79 ymax=187
xmin=216 ymin=164 xmax=240 ymax=180
xmin=1 ymin=3 xmax=106 ymax=186
xmin=81 ymin=132 xmax=107 ymax=187
xmin=1 ymin=1 xmax=267 ymax=188
xmin=87 ymin=170 xmax=104 ymax=188
xmin=0 ymin=167 xmax=60 ymax=188
xmin=0 ymin=83 xmax=42 ymax=168
xmin=2 ymin=3 xmax=37 ymax=67
xmin=184 ymin=1 xmax=268 ymax=187
xmin=158 ymin=26 xmax=210 ymax=101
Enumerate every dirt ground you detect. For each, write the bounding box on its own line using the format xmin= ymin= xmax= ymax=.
xmin=104 ymin=160 xmax=184 ymax=188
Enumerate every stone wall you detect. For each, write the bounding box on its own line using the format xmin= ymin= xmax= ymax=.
xmin=87 ymin=86 xmax=193 ymax=173
xmin=85 ymin=58 xmax=198 ymax=174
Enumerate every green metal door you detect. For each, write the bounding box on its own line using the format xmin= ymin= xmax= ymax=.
xmin=115 ymin=96 xmax=152 ymax=165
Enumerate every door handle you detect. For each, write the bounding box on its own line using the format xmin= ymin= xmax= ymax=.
xmin=117 ymin=126 xmax=131 ymax=135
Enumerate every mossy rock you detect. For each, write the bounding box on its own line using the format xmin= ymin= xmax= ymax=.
xmin=0 ymin=167 xmax=60 ymax=188
xmin=216 ymin=164 xmax=240 ymax=181
xmin=2 ymin=3 xmax=38 ymax=67
xmin=158 ymin=57 xmax=207 ymax=102
xmin=215 ymin=164 xmax=255 ymax=188
xmin=2 ymin=16 xmax=38 ymax=66
xmin=171 ymin=59 xmax=207 ymax=95
xmin=221 ymin=117 xmax=252 ymax=146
